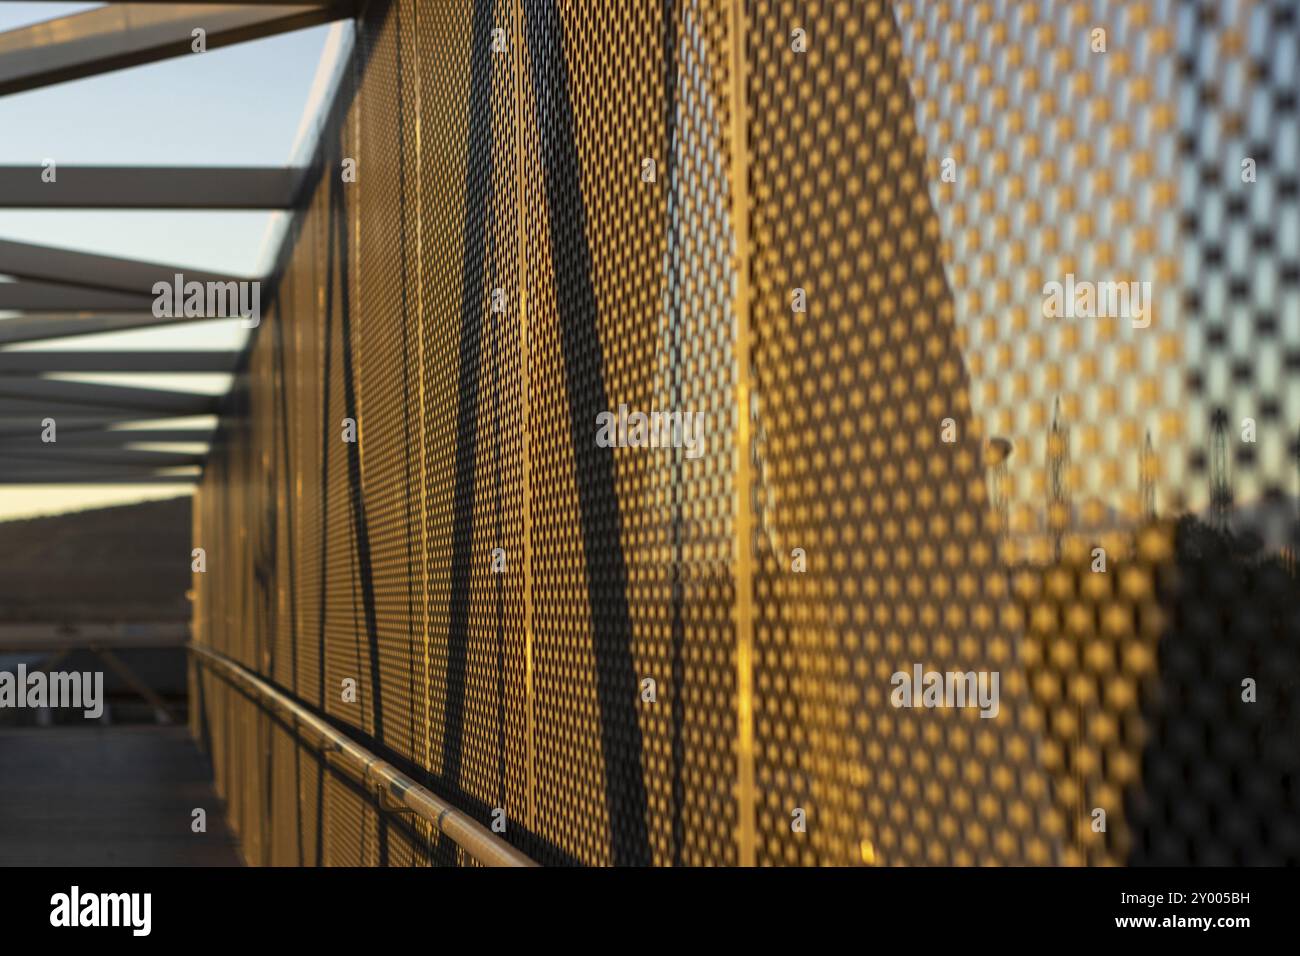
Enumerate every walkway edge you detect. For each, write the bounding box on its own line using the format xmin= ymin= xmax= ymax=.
xmin=189 ymin=643 xmax=539 ymax=868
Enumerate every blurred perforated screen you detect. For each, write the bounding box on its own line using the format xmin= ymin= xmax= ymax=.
xmin=190 ymin=0 xmax=1300 ymax=866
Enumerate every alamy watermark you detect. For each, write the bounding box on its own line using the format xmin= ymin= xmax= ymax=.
xmin=595 ymin=404 xmax=705 ymax=459
xmin=0 ymin=664 xmax=103 ymax=718
xmin=890 ymin=664 xmax=1000 ymax=719
xmin=1042 ymin=273 xmax=1152 ymax=328
xmin=152 ymin=273 xmax=260 ymax=328
xmin=50 ymin=886 xmax=151 ymax=936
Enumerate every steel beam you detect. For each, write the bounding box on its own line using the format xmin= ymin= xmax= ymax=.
xmin=0 ymin=351 xmax=240 ymax=373
xmin=0 ymin=3 xmax=354 ymax=98
xmin=0 ymin=313 xmax=222 ymax=346
xmin=0 ymin=408 xmax=211 ymax=429
xmin=0 ymin=452 xmax=198 ymax=467
xmin=0 ymin=473 xmax=198 ymax=485
xmin=0 ymin=428 xmax=213 ymax=446
xmin=22 ymin=1 xmax=340 ymax=4
xmin=0 ymin=281 xmax=155 ymax=312
xmin=0 ymin=377 xmax=218 ymax=414
xmin=0 ymin=448 xmax=199 ymax=464
xmin=0 ymin=446 xmax=203 ymax=465
xmin=0 ymin=239 xmax=252 ymax=295
xmin=29 ymin=1 xmax=338 ymax=4
xmin=0 ymin=165 xmax=304 ymax=209
xmin=0 ymin=416 xmax=157 ymax=436
xmin=0 ymin=406 xmax=208 ymax=426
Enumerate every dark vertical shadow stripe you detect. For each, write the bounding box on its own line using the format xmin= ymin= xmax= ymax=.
xmin=522 ymin=0 xmax=652 ymax=866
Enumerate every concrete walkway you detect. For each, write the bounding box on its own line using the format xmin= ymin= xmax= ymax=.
xmin=0 ymin=726 xmax=242 ymax=866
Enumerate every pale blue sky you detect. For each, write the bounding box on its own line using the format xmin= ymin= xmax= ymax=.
xmin=0 ymin=2 xmax=347 ymax=519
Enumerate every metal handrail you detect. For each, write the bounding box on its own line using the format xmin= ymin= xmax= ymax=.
xmin=188 ymin=643 xmax=538 ymax=868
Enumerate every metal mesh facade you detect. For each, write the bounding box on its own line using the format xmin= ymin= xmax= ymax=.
xmin=191 ymin=0 xmax=1300 ymax=866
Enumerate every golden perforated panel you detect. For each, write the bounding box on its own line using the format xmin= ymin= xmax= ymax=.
xmin=892 ymin=0 xmax=1183 ymax=866
xmin=190 ymin=0 xmax=1299 ymax=867
xmin=411 ymin=0 xmax=529 ymax=865
xmin=519 ymin=0 xmax=740 ymax=867
xmin=743 ymin=0 xmax=1058 ymax=867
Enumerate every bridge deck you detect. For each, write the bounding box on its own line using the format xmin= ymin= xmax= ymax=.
xmin=0 ymin=726 xmax=242 ymax=866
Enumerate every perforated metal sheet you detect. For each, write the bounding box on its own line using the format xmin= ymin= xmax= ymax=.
xmin=190 ymin=0 xmax=1299 ymax=867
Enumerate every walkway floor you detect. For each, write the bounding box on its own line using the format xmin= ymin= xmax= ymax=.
xmin=0 ymin=726 xmax=242 ymax=866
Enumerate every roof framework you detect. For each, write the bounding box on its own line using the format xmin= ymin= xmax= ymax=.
xmin=0 ymin=2 xmax=352 ymax=97
xmin=0 ymin=165 xmax=304 ymax=209
xmin=0 ymin=2 xmax=339 ymax=483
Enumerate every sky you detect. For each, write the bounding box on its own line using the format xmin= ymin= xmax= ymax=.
xmin=0 ymin=2 xmax=348 ymax=520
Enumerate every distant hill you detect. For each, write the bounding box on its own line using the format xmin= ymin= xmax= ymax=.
xmin=0 ymin=497 xmax=191 ymax=622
